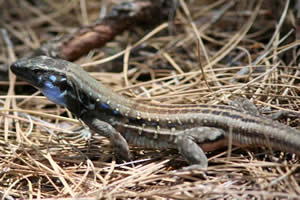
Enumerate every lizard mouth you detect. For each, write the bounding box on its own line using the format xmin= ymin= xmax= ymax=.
xmin=10 ymin=59 xmax=26 ymax=76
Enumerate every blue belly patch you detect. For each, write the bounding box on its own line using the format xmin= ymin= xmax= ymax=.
xmin=113 ymin=110 xmax=119 ymax=115
xmin=42 ymin=81 xmax=67 ymax=107
xmin=101 ymin=103 xmax=110 ymax=109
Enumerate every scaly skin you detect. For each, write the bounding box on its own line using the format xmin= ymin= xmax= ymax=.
xmin=11 ymin=56 xmax=300 ymax=169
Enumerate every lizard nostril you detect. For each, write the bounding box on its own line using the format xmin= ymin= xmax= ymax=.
xmin=10 ymin=61 xmax=21 ymax=74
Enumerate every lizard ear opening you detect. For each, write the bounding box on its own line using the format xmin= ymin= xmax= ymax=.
xmin=56 ymin=77 xmax=69 ymax=91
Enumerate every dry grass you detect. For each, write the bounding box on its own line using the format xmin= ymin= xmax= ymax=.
xmin=1 ymin=0 xmax=300 ymax=199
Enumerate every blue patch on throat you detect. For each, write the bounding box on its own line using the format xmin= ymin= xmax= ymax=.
xmin=42 ymin=81 xmax=67 ymax=107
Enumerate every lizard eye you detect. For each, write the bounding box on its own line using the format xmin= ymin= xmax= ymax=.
xmin=32 ymin=69 xmax=41 ymax=76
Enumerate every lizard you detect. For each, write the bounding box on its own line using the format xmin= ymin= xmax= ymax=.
xmin=10 ymin=56 xmax=300 ymax=169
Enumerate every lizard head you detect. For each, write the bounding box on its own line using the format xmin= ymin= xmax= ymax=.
xmin=11 ymin=56 xmax=69 ymax=86
xmin=11 ymin=56 xmax=72 ymax=107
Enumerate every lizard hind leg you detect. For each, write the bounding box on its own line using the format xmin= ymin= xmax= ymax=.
xmin=176 ymin=135 xmax=208 ymax=170
xmin=176 ymin=127 xmax=226 ymax=170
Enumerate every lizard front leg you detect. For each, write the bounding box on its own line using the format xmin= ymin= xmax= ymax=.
xmin=80 ymin=112 xmax=131 ymax=161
